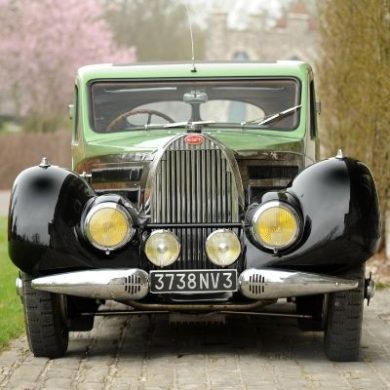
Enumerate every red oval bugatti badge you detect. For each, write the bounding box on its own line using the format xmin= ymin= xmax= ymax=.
xmin=184 ymin=134 xmax=204 ymax=145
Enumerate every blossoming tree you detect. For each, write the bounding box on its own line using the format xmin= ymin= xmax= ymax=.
xmin=0 ymin=0 xmax=136 ymax=131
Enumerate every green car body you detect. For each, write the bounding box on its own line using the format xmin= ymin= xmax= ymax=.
xmin=72 ymin=61 xmax=318 ymax=170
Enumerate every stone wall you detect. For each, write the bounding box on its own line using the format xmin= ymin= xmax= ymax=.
xmin=205 ymin=3 xmax=318 ymax=64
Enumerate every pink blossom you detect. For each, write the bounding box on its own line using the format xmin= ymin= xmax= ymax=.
xmin=0 ymin=0 xmax=136 ymax=128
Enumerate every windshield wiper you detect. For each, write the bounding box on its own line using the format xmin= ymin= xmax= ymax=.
xmin=241 ymin=104 xmax=301 ymax=127
xmin=164 ymin=120 xmax=216 ymax=129
xmin=124 ymin=120 xmax=215 ymax=131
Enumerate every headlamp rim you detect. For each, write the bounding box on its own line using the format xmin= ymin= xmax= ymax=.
xmin=205 ymin=228 xmax=241 ymax=266
xmin=144 ymin=229 xmax=181 ymax=267
xmin=251 ymin=200 xmax=301 ymax=250
xmin=84 ymin=202 xmax=134 ymax=252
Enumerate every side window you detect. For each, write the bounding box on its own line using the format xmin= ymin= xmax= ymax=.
xmin=309 ymin=80 xmax=318 ymax=139
xmin=73 ymin=86 xmax=79 ymax=142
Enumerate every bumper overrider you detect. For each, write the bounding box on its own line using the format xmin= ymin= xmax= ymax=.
xmin=20 ymin=268 xmax=359 ymax=304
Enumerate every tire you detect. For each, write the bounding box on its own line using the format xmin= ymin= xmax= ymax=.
xmin=324 ymin=265 xmax=365 ymax=362
xmin=22 ymin=273 xmax=69 ymax=358
xmin=296 ymin=294 xmax=325 ymax=331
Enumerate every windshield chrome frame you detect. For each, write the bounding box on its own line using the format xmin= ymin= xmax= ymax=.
xmin=87 ymin=76 xmax=302 ymax=134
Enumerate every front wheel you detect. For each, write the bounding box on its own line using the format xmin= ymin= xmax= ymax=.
xmin=21 ymin=273 xmax=69 ymax=358
xmin=324 ymin=265 xmax=365 ymax=362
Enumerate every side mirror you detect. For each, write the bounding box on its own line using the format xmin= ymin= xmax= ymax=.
xmin=68 ymin=104 xmax=75 ymax=120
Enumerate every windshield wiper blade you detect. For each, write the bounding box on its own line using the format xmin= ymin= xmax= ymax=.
xmin=142 ymin=123 xmax=167 ymax=129
xmin=164 ymin=120 xmax=216 ymax=129
xmin=241 ymin=105 xmax=301 ymax=127
xmin=128 ymin=120 xmax=215 ymax=130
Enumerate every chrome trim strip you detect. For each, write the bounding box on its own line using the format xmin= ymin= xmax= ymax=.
xmin=32 ymin=269 xmax=149 ymax=300
xmin=239 ymin=269 xmax=358 ymax=299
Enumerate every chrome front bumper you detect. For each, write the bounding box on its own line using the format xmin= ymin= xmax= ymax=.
xmin=27 ymin=268 xmax=359 ymax=302
xmin=30 ymin=269 xmax=149 ymax=300
xmin=239 ymin=269 xmax=358 ymax=299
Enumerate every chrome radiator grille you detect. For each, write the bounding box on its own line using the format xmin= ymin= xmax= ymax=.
xmin=150 ymin=136 xmax=240 ymax=269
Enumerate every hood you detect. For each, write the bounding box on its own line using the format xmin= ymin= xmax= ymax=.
xmin=82 ymin=129 xmax=305 ymax=161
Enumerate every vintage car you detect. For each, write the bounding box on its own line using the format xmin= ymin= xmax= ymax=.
xmin=8 ymin=61 xmax=380 ymax=361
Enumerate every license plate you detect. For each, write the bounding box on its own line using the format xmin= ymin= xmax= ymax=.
xmin=149 ymin=269 xmax=237 ymax=294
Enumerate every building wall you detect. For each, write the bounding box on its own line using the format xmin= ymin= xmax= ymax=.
xmin=205 ymin=6 xmax=318 ymax=65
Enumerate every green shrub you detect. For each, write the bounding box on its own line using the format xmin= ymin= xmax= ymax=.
xmin=0 ymin=217 xmax=24 ymax=350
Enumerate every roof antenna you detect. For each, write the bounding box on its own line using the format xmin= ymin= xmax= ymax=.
xmin=183 ymin=2 xmax=197 ymax=72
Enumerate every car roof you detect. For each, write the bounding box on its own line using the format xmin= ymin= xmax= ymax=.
xmin=76 ymin=61 xmax=311 ymax=83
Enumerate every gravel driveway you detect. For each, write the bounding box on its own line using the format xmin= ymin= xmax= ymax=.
xmin=1 ymin=290 xmax=390 ymax=389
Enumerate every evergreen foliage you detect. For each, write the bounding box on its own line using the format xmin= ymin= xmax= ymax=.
xmin=317 ymin=0 xmax=390 ymax=244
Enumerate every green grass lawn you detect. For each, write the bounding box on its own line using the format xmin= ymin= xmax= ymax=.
xmin=0 ymin=217 xmax=24 ymax=350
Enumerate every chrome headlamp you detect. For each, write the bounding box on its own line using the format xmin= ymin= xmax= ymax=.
xmin=251 ymin=201 xmax=301 ymax=251
xmin=205 ymin=229 xmax=241 ymax=267
xmin=145 ymin=230 xmax=181 ymax=267
xmin=83 ymin=202 xmax=134 ymax=252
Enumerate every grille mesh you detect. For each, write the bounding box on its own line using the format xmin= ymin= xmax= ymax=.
xmin=151 ymin=136 xmax=240 ymax=269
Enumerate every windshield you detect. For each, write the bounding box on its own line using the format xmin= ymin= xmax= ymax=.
xmin=90 ymin=78 xmax=301 ymax=133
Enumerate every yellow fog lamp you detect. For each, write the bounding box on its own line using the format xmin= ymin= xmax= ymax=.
xmin=145 ymin=230 xmax=181 ymax=267
xmin=205 ymin=229 xmax=241 ymax=267
xmin=84 ymin=202 xmax=134 ymax=252
xmin=252 ymin=201 xmax=300 ymax=250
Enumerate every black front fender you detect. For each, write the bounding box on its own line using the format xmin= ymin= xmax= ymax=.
xmin=8 ymin=164 xmax=141 ymax=275
xmin=246 ymin=157 xmax=380 ymax=273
